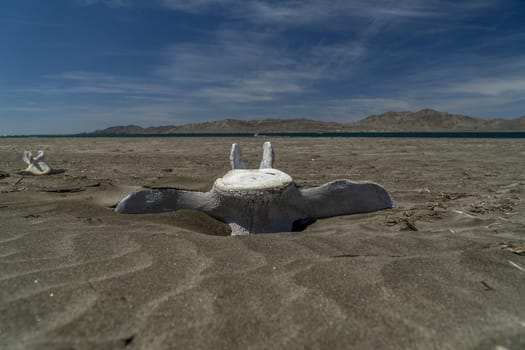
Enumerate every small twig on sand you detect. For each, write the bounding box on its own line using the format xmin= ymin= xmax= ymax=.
xmin=14 ymin=175 xmax=24 ymax=187
xmin=480 ymin=280 xmax=495 ymax=291
xmin=508 ymin=260 xmax=525 ymax=273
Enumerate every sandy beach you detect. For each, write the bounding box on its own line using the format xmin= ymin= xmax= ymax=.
xmin=0 ymin=137 xmax=524 ymax=350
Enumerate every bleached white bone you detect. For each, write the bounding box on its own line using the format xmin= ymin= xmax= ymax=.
xmin=22 ymin=150 xmax=51 ymax=175
xmin=229 ymin=143 xmax=245 ymax=170
xmin=116 ymin=142 xmax=395 ymax=235
xmin=259 ymin=141 xmax=274 ymax=169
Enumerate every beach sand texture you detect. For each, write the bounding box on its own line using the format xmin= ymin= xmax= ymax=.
xmin=1 ymin=137 xmax=524 ymax=350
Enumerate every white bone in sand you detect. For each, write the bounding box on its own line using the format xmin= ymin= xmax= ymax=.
xmin=229 ymin=143 xmax=246 ymax=170
xmin=22 ymin=150 xmax=51 ymax=175
xmin=116 ymin=142 xmax=395 ymax=235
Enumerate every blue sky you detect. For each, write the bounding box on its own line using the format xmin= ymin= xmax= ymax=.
xmin=1 ymin=0 xmax=524 ymax=134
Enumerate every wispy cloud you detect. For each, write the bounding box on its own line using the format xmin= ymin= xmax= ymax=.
xmin=44 ymin=71 xmax=116 ymax=82
xmin=18 ymin=71 xmax=181 ymax=97
xmin=167 ymin=0 xmax=507 ymax=25
xmin=155 ymin=27 xmax=368 ymax=103
xmin=320 ymin=98 xmax=414 ymax=120
xmin=84 ymin=0 xmax=504 ymax=24
xmin=200 ymin=72 xmax=305 ymax=103
xmin=447 ymin=77 xmax=525 ymax=96
xmin=427 ymin=72 xmax=525 ymax=117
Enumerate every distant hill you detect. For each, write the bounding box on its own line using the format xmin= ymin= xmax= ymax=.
xmin=92 ymin=109 xmax=525 ymax=134
xmin=93 ymin=118 xmax=352 ymax=134
xmin=353 ymin=109 xmax=525 ymax=131
xmin=353 ymin=109 xmax=477 ymax=131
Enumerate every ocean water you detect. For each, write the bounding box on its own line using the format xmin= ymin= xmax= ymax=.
xmin=3 ymin=132 xmax=525 ymax=138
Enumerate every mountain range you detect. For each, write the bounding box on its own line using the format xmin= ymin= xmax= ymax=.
xmin=93 ymin=109 xmax=525 ymax=134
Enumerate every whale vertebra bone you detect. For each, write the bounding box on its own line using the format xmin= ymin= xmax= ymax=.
xmin=116 ymin=142 xmax=395 ymax=235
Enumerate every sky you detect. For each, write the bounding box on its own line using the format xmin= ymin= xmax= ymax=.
xmin=1 ymin=0 xmax=524 ymax=134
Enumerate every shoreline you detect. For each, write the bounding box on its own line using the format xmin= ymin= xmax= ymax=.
xmin=3 ymin=130 xmax=525 ymax=138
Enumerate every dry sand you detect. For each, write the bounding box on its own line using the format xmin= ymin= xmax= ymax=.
xmin=0 ymin=137 xmax=524 ymax=350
